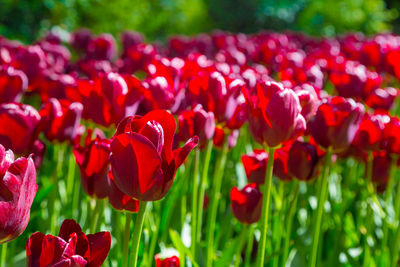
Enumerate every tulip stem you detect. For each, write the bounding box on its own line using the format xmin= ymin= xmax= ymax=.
xmin=309 ymin=147 xmax=332 ymax=267
xmin=256 ymin=145 xmax=276 ymax=267
xmin=122 ymin=213 xmax=132 ymax=267
xmin=382 ymin=156 xmax=398 ymax=251
xmin=206 ymin=140 xmax=229 ymax=267
xmin=0 ymin=243 xmax=7 ymax=267
xmin=90 ymin=199 xmax=104 ymax=233
xmin=244 ymin=226 xmax=254 ymax=267
xmin=191 ymin=149 xmax=200 ymax=258
xmin=282 ymin=181 xmax=300 ymax=265
xmin=197 ymin=141 xmax=213 ymax=245
xmin=390 ymin=174 xmax=400 ymax=267
xmin=131 ymin=201 xmax=148 ymax=267
xmin=66 ymin=147 xmax=76 ymax=205
xmin=362 ymin=151 xmax=374 ymax=267
xmin=234 ymin=226 xmax=248 ymax=267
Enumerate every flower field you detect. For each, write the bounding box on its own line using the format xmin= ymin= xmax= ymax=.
xmin=1 ymin=30 xmax=400 ymax=266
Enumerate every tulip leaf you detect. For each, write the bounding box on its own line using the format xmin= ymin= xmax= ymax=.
xmin=215 ymin=231 xmax=244 ymax=266
xmin=169 ymin=229 xmax=199 ymax=267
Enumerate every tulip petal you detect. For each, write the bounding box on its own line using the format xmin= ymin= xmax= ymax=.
xmin=86 ymin=232 xmax=111 ymax=267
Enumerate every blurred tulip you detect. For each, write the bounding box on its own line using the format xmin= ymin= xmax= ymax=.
xmin=26 ymin=219 xmax=111 ymax=267
xmin=230 ymin=183 xmax=262 ymax=224
xmin=155 ymin=254 xmax=180 ymax=267
xmin=0 ymin=103 xmax=41 ymax=154
xmin=366 ymin=87 xmax=399 ymax=111
xmin=308 ymin=96 xmax=364 ymax=152
xmin=110 ymin=110 xmax=198 ymax=201
xmin=288 ymin=140 xmax=319 ymax=181
xmin=0 ymin=144 xmax=37 ymax=244
xmin=0 ymin=65 xmax=28 ymax=103
xmin=381 ymin=116 xmax=400 ymax=154
xmin=71 ymin=28 xmax=93 ymax=52
xmin=242 ymin=149 xmax=268 ymax=184
xmin=87 ymin=34 xmax=116 ymax=60
xmin=352 ymin=113 xmax=389 ymax=151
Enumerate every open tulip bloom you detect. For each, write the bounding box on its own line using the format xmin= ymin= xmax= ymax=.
xmin=3 ymin=29 xmax=400 ymax=267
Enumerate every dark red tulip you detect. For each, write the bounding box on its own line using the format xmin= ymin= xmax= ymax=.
xmin=107 ymin=170 xmax=139 ymax=212
xmin=73 ymin=131 xmax=111 ymax=199
xmin=39 ymin=98 xmax=83 ymax=143
xmin=155 ymin=254 xmax=180 ymax=267
xmin=110 ymin=110 xmax=198 ymax=201
xmin=121 ymin=31 xmax=144 ymax=55
xmin=178 ymin=104 xmax=215 ymax=148
xmin=243 ymin=81 xmax=306 ymax=147
xmin=308 ymin=96 xmax=364 ymax=152
xmin=242 ymin=149 xmax=268 ymax=184
xmin=371 ymin=151 xmax=391 ymax=191
xmin=381 ymin=116 xmax=400 ymax=154
xmin=230 ymin=183 xmax=262 ymax=224
xmin=0 ymin=144 xmax=37 ymax=244
xmin=87 ymin=34 xmax=116 ymax=60
xmin=273 ymin=144 xmax=292 ymax=181
xmin=0 ymin=65 xmax=28 ymax=103
xmin=288 ymin=140 xmax=319 ymax=181
xmin=26 ymin=219 xmax=111 ymax=267
xmin=71 ymin=29 xmax=93 ymax=52
xmin=352 ymin=113 xmax=389 ymax=151
xmin=0 ymin=103 xmax=41 ymax=154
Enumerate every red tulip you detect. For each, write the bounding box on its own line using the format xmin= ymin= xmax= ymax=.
xmin=178 ymin=104 xmax=215 ymax=148
xmin=352 ymin=113 xmax=389 ymax=151
xmin=371 ymin=151 xmax=391 ymax=192
xmin=273 ymin=144 xmax=292 ymax=181
xmin=110 ymin=110 xmax=198 ymax=201
xmin=87 ymin=34 xmax=116 ymax=60
xmin=288 ymin=140 xmax=319 ymax=181
xmin=0 ymin=103 xmax=41 ymax=154
xmin=242 ymin=149 xmax=268 ymax=184
xmin=213 ymin=127 xmax=239 ymax=149
xmin=39 ymin=98 xmax=83 ymax=143
xmin=308 ymin=96 xmax=364 ymax=152
xmin=0 ymin=144 xmax=37 ymax=244
xmin=155 ymin=254 xmax=180 ymax=267
xmin=73 ymin=131 xmax=111 ymax=199
xmin=26 ymin=219 xmax=111 ymax=267
xmin=0 ymin=65 xmax=28 ymax=103
xmin=107 ymin=170 xmax=139 ymax=212
xmin=381 ymin=116 xmax=400 ymax=154
xmin=243 ymin=81 xmax=306 ymax=147
xmin=365 ymin=87 xmax=399 ymax=111
xmin=230 ymin=183 xmax=262 ymax=224
xmin=71 ymin=29 xmax=93 ymax=52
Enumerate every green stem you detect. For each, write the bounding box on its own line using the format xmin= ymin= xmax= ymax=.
xmin=66 ymin=147 xmax=76 ymax=202
xmin=197 ymin=141 xmax=213 ymax=245
xmin=122 ymin=213 xmax=133 ymax=267
xmin=256 ymin=146 xmax=276 ymax=267
xmin=72 ymin=171 xmax=81 ymax=219
xmin=272 ymin=182 xmax=285 ymax=267
xmin=0 ymin=243 xmax=7 ymax=267
xmin=181 ymin=158 xmax=192 ymax=231
xmin=282 ymin=182 xmax=300 ymax=265
xmin=234 ymin=227 xmax=248 ymax=267
xmin=382 ymin=156 xmax=398 ymax=251
xmin=131 ymin=201 xmax=149 ymax=267
xmin=362 ymin=152 xmax=374 ymax=267
xmin=390 ymin=176 xmax=400 ymax=267
xmin=244 ymin=226 xmax=254 ymax=267
xmin=309 ymin=147 xmax=332 ymax=267
xmin=90 ymin=199 xmax=104 ymax=233
xmin=191 ymin=149 xmax=200 ymax=258
xmin=205 ymin=140 xmax=229 ymax=267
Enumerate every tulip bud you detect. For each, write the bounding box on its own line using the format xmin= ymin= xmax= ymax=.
xmin=230 ymin=183 xmax=262 ymax=224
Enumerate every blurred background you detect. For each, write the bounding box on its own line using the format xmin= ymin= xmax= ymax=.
xmin=0 ymin=0 xmax=399 ymax=43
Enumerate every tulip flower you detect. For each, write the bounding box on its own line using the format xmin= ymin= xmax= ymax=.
xmin=288 ymin=140 xmax=319 ymax=181
xmin=241 ymin=149 xmax=268 ymax=184
xmin=381 ymin=116 xmax=400 ymax=154
xmin=0 ymin=65 xmax=28 ymax=103
xmin=87 ymin=34 xmax=116 ymax=60
xmin=39 ymin=98 xmax=83 ymax=143
xmin=155 ymin=254 xmax=180 ymax=267
xmin=365 ymin=87 xmax=399 ymax=111
xmin=243 ymin=81 xmax=306 ymax=147
xmin=71 ymin=28 xmax=93 ymax=52
xmin=308 ymin=96 xmax=364 ymax=153
xmin=352 ymin=113 xmax=389 ymax=151
xmin=273 ymin=144 xmax=293 ymax=181
xmin=230 ymin=183 xmax=262 ymax=224
xmin=0 ymin=103 xmax=41 ymax=154
xmin=73 ymin=131 xmax=111 ymax=199
xmin=26 ymin=219 xmax=111 ymax=267
xmin=108 ymin=171 xmax=139 ymax=212
xmin=0 ymin=144 xmax=37 ymax=244
xmin=110 ymin=109 xmax=198 ymax=201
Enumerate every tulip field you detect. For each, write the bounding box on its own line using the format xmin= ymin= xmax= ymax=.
xmin=2 ymin=29 xmax=400 ymax=267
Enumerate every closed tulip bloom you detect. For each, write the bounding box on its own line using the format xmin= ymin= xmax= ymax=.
xmin=352 ymin=113 xmax=389 ymax=151
xmin=26 ymin=219 xmax=111 ymax=267
xmin=71 ymin=28 xmax=93 ymax=52
xmin=107 ymin=170 xmax=139 ymax=212
xmin=381 ymin=116 xmax=400 ymax=154
xmin=371 ymin=151 xmax=390 ymax=191
xmin=241 ymin=149 xmax=268 ymax=184
xmin=73 ymin=131 xmax=111 ymax=199
xmin=308 ymin=96 xmax=364 ymax=152
xmin=230 ymin=183 xmax=262 ymax=224
xmin=110 ymin=110 xmax=198 ymax=201
xmin=0 ymin=65 xmax=28 ymax=103
xmin=178 ymin=104 xmax=215 ymax=148
xmin=0 ymin=103 xmax=41 ymax=154
xmin=155 ymin=255 xmax=180 ymax=267
xmin=273 ymin=144 xmax=293 ymax=181
xmin=39 ymin=98 xmax=83 ymax=143
xmin=288 ymin=140 xmax=319 ymax=181
xmin=0 ymin=144 xmax=37 ymax=244
xmin=243 ymin=81 xmax=306 ymax=147
xmin=365 ymin=87 xmax=399 ymax=111
xmin=87 ymin=34 xmax=116 ymax=60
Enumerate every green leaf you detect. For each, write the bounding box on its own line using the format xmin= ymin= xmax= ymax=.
xmin=169 ymin=229 xmax=199 ymax=267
